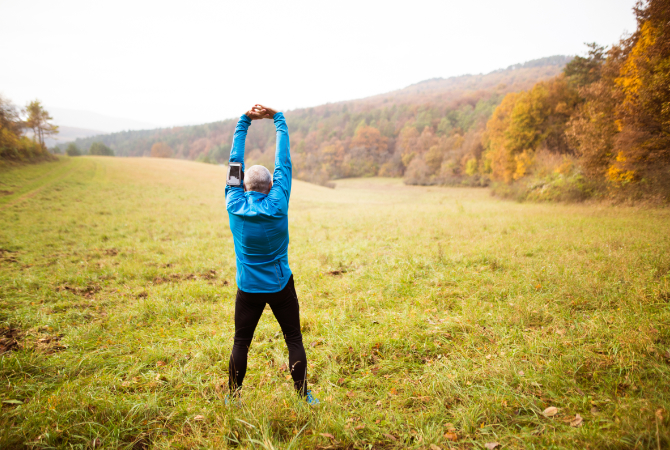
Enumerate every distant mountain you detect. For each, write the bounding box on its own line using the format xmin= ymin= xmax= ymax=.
xmin=44 ymin=126 xmax=105 ymax=147
xmin=62 ymin=55 xmax=571 ymax=184
xmin=48 ymin=107 xmax=157 ymax=133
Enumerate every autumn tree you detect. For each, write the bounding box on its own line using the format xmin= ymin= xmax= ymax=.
xmin=0 ymin=95 xmax=53 ymax=162
xmin=24 ymin=100 xmax=58 ymax=147
xmin=563 ymin=0 xmax=670 ymax=199
xmin=344 ymin=124 xmax=388 ymax=177
xmin=564 ymin=43 xmax=607 ymax=87
xmin=485 ymin=77 xmax=580 ymax=182
xmin=150 ymin=142 xmax=173 ymax=158
xmin=608 ymin=0 xmax=670 ymax=191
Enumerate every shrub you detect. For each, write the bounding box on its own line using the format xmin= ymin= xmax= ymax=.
xmin=89 ymin=142 xmax=114 ymax=156
xmin=66 ymin=143 xmax=81 ymax=157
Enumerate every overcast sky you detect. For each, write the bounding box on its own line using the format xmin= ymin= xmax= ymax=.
xmin=0 ymin=0 xmax=638 ymax=128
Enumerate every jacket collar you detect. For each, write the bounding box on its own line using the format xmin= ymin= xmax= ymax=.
xmin=246 ymin=190 xmax=268 ymax=200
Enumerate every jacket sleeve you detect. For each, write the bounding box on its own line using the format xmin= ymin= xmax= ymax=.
xmin=266 ymin=112 xmax=291 ymax=212
xmin=225 ymin=115 xmax=252 ymax=206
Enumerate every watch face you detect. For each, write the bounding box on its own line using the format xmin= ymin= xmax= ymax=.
xmin=228 ymin=165 xmax=241 ymax=185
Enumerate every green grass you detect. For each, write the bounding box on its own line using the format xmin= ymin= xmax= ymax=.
xmin=1 ymin=156 xmax=669 ymax=449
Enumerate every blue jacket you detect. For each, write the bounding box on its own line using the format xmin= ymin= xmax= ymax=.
xmin=225 ymin=112 xmax=292 ymax=293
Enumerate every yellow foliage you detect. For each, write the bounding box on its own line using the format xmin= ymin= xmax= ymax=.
xmin=607 ymin=152 xmax=637 ymax=184
xmin=617 ymin=21 xmax=658 ymax=105
xmin=485 ymin=92 xmax=519 ymax=183
xmin=465 ymin=158 xmax=478 ymax=176
xmin=513 ymin=150 xmax=535 ymax=180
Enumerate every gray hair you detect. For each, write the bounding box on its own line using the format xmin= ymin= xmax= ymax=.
xmin=244 ymin=165 xmax=272 ymax=194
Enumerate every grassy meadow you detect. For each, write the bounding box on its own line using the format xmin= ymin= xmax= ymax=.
xmin=1 ymin=156 xmax=669 ymax=449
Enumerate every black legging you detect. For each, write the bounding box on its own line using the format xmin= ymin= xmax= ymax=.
xmin=228 ymin=275 xmax=307 ymax=396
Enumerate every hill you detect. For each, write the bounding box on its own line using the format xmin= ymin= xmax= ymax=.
xmin=60 ymin=56 xmax=571 ymax=185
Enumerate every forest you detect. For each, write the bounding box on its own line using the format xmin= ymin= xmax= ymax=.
xmin=61 ymin=57 xmax=568 ymax=188
xmin=476 ymin=0 xmax=670 ymax=202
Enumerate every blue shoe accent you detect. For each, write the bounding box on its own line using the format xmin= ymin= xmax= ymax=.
xmin=225 ymin=392 xmax=243 ymax=408
xmin=305 ymin=390 xmax=320 ymax=405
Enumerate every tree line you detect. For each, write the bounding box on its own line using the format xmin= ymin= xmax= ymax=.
xmin=62 ymin=57 xmax=568 ymax=187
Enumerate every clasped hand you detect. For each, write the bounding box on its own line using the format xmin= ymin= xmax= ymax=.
xmin=245 ymin=104 xmax=278 ymax=120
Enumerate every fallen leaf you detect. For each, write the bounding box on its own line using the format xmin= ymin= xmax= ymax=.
xmin=389 ymin=387 xmax=397 ymax=395
xmin=337 ymin=378 xmax=345 ymax=385
xmin=194 ymin=415 xmax=205 ymax=421
xmin=156 ymin=361 xmax=166 ymax=367
xmin=444 ymin=423 xmax=456 ymax=432
xmin=570 ymin=414 xmax=583 ymax=427
xmin=543 ymin=406 xmax=559 ymax=417
xmin=346 ymin=391 xmax=355 ymax=398
xmin=375 ymin=400 xmax=382 ymax=406
xmin=383 ymin=433 xmax=397 ymax=441
xmin=430 ymin=444 xmax=442 ymax=450
xmin=444 ymin=432 xmax=458 ymax=441
xmin=518 ymin=370 xmax=525 ymax=376
xmin=285 ymin=374 xmax=292 ymax=380
xmin=320 ymin=433 xmax=335 ymax=439
xmin=485 ymin=443 xmax=499 ymax=449
xmin=354 ymin=424 xmax=365 ymax=430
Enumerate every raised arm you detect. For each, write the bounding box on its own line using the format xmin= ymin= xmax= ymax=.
xmin=229 ymin=114 xmax=252 ymax=170
xmin=268 ymin=112 xmax=291 ymax=204
xmin=226 ymin=108 xmax=266 ymax=203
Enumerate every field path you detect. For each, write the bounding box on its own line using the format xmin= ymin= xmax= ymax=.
xmin=0 ymin=158 xmax=83 ymax=210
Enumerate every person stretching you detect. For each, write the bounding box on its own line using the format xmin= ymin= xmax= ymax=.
xmin=225 ymin=104 xmax=318 ymax=405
